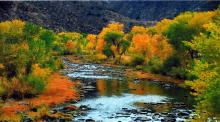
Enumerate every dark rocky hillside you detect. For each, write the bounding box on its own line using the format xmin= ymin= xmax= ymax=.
xmin=0 ymin=1 xmax=219 ymax=33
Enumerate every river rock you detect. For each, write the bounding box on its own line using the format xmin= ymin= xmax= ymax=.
xmin=83 ymin=85 xmax=96 ymax=90
xmin=64 ymin=105 xmax=77 ymax=111
xmin=178 ymin=112 xmax=190 ymax=117
xmin=85 ymin=119 xmax=95 ymax=122
xmin=163 ymin=117 xmax=176 ymax=122
xmin=134 ymin=117 xmax=151 ymax=121
xmin=79 ymin=105 xmax=91 ymax=111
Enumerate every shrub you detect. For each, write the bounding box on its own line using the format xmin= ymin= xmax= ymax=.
xmin=204 ymin=80 xmax=220 ymax=113
xmin=39 ymin=29 xmax=55 ymax=50
xmin=32 ymin=64 xmax=51 ymax=80
xmin=0 ymin=77 xmax=30 ymax=99
xmin=65 ymin=40 xmax=75 ymax=54
xmin=46 ymin=57 xmax=63 ymax=70
xmin=121 ymin=55 xmax=132 ymax=66
xmin=170 ymin=67 xmax=191 ymax=79
xmin=103 ymin=44 xmax=114 ymax=57
xmin=95 ymin=53 xmax=107 ymax=60
xmin=25 ymin=75 xmax=46 ymax=95
xmin=146 ymin=57 xmax=163 ymax=73
xmin=161 ymin=54 xmax=181 ymax=74
xmin=131 ymin=54 xmax=145 ymax=66
xmin=0 ymin=82 xmax=5 ymax=97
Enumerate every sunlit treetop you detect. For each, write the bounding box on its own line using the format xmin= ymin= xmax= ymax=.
xmin=0 ymin=19 xmax=25 ymax=38
xmin=58 ymin=32 xmax=82 ymax=42
xmin=189 ymin=11 xmax=217 ymax=30
xmin=154 ymin=19 xmax=174 ymax=34
xmin=98 ymin=22 xmax=124 ymax=39
xmin=86 ymin=34 xmax=97 ymax=42
xmin=106 ymin=22 xmax=124 ymax=32
xmin=131 ymin=26 xmax=148 ymax=35
xmin=174 ymin=12 xmax=194 ymax=23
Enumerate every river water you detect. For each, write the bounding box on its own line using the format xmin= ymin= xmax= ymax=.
xmin=62 ymin=59 xmax=195 ymax=122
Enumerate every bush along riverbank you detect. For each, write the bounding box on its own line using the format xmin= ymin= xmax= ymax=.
xmin=0 ymin=73 xmax=80 ymax=121
xmin=0 ymin=5 xmax=220 ymax=121
xmin=0 ymin=20 xmax=81 ymax=121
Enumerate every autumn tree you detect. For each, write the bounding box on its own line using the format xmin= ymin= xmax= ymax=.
xmin=96 ymin=22 xmax=124 ymax=54
xmin=165 ymin=11 xmax=217 ymax=58
xmin=0 ymin=20 xmax=61 ymax=98
xmin=86 ymin=34 xmax=97 ymax=54
xmin=185 ymin=11 xmax=220 ymax=120
xmin=57 ymin=32 xmax=86 ymax=55
xmin=131 ymin=26 xmax=148 ymax=35
xmin=131 ymin=34 xmax=172 ymax=62
xmin=103 ymin=31 xmax=130 ymax=62
xmin=154 ymin=19 xmax=173 ymax=34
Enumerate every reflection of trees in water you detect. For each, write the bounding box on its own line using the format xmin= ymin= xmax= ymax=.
xmin=95 ymin=79 xmax=195 ymax=108
xmin=96 ymin=79 xmax=164 ymax=96
xmin=128 ymin=81 xmax=164 ymax=95
xmin=96 ymin=79 xmax=106 ymax=96
xmin=162 ymin=86 xmax=195 ymax=106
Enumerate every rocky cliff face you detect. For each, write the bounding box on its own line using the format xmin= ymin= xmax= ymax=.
xmin=0 ymin=1 xmax=219 ymax=33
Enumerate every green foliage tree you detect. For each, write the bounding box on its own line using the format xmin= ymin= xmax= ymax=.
xmin=0 ymin=20 xmax=61 ymax=99
xmin=165 ymin=22 xmax=196 ymax=51
xmin=104 ymin=31 xmax=130 ymax=63
xmin=185 ymin=16 xmax=220 ymax=120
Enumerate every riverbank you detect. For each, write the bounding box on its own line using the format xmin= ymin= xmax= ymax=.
xmin=0 ymin=73 xmax=80 ymax=121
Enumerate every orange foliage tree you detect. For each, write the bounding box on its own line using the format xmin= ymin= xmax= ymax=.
xmin=131 ymin=26 xmax=148 ymax=35
xmin=131 ymin=33 xmax=173 ymax=62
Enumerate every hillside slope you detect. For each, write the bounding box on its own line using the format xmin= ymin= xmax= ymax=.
xmin=0 ymin=1 xmax=219 ymax=33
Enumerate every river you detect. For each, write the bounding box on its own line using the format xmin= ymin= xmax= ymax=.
xmin=61 ymin=59 xmax=195 ymax=122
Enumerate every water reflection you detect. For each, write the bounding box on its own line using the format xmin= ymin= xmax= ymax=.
xmin=75 ymin=78 xmax=194 ymax=121
xmin=96 ymin=79 xmax=194 ymax=106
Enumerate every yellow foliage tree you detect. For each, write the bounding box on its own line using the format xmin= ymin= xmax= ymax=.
xmin=154 ymin=19 xmax=173 ymax=34
xmin=96 ymin=23 xmax=124 ymax=53
xmin=0 ymin=19 xmax=25 ymax=38
xmin=86 ymin=34 xmax=97 ymax=51
xmin=189 ymin=11 xmax=217 ymax=30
